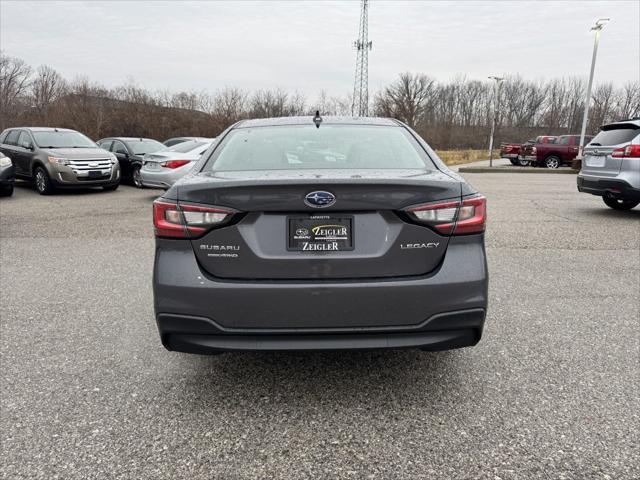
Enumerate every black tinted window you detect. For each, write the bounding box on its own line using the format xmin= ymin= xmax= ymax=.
xmin=590 ymin=125 xmax=639 ymax=146
xmin=5 ymin=130 xmax=20 ymax=145
xmin=98 ymin=140 xmax=113 ymax=151
xmin=113 ymin=142 xmax=127 ymax=155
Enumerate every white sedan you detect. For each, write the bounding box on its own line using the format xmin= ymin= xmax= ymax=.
xmin=139 ymin=139 xmax=214 ymax=189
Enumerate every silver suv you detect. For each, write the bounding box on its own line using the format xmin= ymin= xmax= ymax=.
xmin=578 ymin=118 xmax=640 ymax=210
xmin=0 ymin=127 xmax=120 ymax=195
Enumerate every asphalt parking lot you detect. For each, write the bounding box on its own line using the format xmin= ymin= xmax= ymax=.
xmin=1 ymin=174 xmax=638 ymax=479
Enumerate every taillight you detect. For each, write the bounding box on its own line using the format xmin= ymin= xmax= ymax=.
xmin=153 ymin=199 xmax=234 ymax=238
xmin=611 ymin=144 xmax=640 ymax=158
xmin=161 ymin=160 xmax=191 ymax=169
xmin=405 ymin=195 xmax=486 ymax=235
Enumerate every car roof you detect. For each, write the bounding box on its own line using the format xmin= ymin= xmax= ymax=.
xmin=100 ymin=137 xmax=159 ymax=142
xmin=7 ymin=127 xmax=76 ymax=132
xmin=602 ymin=118 xmax=640 ymax=128
xmin=235 ymin=116 xmax=401 ymax=128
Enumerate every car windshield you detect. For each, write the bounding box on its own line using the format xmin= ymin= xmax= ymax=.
xmin=207 ymin=125 xmax=429 ymax=171
xmin=590 ymin=125 xmax=639 ymax=146
xmin=33 ymin=131 xmax=95 ymax=148
xmin=166 ymin=140 xmax=207 ymax=153
xmin=129 ymin=139 xmax=165 ymax=155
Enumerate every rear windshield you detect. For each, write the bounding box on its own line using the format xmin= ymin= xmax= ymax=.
xmin=206 ymin=125 xmax=430 ymax=171
xmin=167 ymin=140 xmax=207 ymax=153
xmin=590 ymin=124 xmax=639 ymax=146
xmin=129 ymin=139 xmax=165 ymax=155
xmin=33 ymin=131 xmax=95 ymax=148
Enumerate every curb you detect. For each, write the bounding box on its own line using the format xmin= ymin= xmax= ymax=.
xmin=458 ymin=167 xmax=578 ymax=174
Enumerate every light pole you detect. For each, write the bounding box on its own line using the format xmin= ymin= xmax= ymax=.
xmin=488 ymin=76 xmax=504 ymax=167
xmin=575 ymin=18 xmax=610 ymax=169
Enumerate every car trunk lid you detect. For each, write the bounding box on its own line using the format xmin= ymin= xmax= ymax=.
xmin=181 ymin=169 xmax=462 ymax=280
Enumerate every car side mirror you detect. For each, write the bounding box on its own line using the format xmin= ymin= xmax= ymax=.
xmin=21 ymin=141 xmax=33 ymax=150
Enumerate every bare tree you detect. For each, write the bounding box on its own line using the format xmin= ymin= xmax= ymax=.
xmin=0 ymin=53 xmax=32 ymax=129
xmin=31 ymin=65 xmax=66 ymax=122
xmin=374 ymin=72 xmax=436 ymax=128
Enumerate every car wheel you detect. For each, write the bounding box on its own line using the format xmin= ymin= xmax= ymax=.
xmin=509 ymin=159 xmax=518 ymax=165
xmin=34 ymin=167 xmax=55 ymax=195
xmin=518 ymin=158 xmax=531 ymax=167
xmin=102 ymin=183 xmax=119 ymax=191
xmin=602 ymin=196 xmax=640 ymax=211
xmin=544 ymin=156 xmax=560 ymax=169
xmin=132 ymin=166 xmax=144 ymax=188
xmin=0 ymin=184 xmax=13 ymax=197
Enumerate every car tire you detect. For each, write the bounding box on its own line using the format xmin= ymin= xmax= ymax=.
xmin=0 ymin=184 xmax=13 ymax=197
xmin=132 ymin=166 xmax=144 ymax=188
xmin=102 ymin=183 xmax=119 ymax=191
xmin=602 ymin=196 xmax=640 ymax=211
xmin=517 ymin=158 xmax=531 ymax=167
xmin=509 ymin=159 xmax=518 ymax=165
xmin=544 ymin=156 xmax=560 ymax=169
xmin=34 ymin=166 xmax=55 ymax=195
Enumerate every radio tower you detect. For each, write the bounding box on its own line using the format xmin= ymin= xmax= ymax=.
xmin=352 ymin=0 xmax=372 ymax=117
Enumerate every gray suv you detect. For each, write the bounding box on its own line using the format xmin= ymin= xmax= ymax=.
xmin=0 ymin=127 xmax=120 ymax=195
xmin=578 ymin=118 xmax=640 ymax=210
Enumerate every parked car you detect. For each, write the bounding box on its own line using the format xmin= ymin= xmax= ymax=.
xmin=0 ymin=152 xmax=14 ymax=197
xmin=522 ymin=135 xmax=593 ymax=169
xmin=140 ymin=139 xmax=213 ymax=189
xmin=163 ymin=136 xmax=209 ymax=147
xmin=0 ymin=127 xmax=120 ymax=194
xmin=152 ymin=116 xmax=488 ymax=354
xmin=500 ymin=142 xmax=523 ymax=165
xmin=578 ymin=118 xmax=640 ymax=210
xmin=97 ymin=137 xmax=165 ymax=187
xmin=517 ymin=136 xmax=558 ymax=166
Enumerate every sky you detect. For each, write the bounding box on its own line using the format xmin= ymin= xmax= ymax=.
xmin=1 ymin=0 xmax=638 ymax=99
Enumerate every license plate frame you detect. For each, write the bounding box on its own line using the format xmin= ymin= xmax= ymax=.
xmin=585 ymin=155 xmax=606 ymax=167
xmin=287 ymin=215 xmax=354 ymax=252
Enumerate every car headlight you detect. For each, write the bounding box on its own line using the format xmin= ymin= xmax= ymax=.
xmin=47 ymin=156 xmax=70 ymax=166
xmin=110 ymin=156 xmax=118 ymax=165
xmin=0 ymin=157 xmax=11 ymax=167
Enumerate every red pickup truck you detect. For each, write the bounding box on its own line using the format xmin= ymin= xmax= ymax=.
xmin=503 ymin=136 xmax=556 ymax=166
xmin=500 ymin=143 xmax=524 ymax=165
xmin=519 ymin=135 xmax=593 ymax=168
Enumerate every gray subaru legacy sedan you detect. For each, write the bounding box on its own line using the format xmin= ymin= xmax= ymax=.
xmin=152 ymin=116 xmax=488 ymax=354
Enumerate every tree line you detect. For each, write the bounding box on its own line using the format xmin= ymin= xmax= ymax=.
xmin=1 ymin=53 xmax=638 ymax=149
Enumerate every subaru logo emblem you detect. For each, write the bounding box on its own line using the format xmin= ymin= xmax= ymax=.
xmin=304 ymin=191 xmax=336 ymax=208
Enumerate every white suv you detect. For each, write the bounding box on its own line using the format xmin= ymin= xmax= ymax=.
xmin=578 ymin=118 xmax=640 ymax=210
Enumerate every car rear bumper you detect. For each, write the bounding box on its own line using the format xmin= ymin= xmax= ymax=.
xmin=153 ymin=235 xmax=488 ymax=353
xmin=577 ymin=175 xmax=640 ymax=201
xmin=140 ymin=163 xmax=191 ymax=189
xmin=159 ymin=309 xmax=484 ymax=353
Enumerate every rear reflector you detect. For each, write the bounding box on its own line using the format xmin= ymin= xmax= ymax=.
xmin=161 ymin=159 xmax=192 ymax=169
xmin=611 ymin=144 xmax=640 ymax=158
xmin=153 ymin=199 xmax=234 ymax=238
xmin=406 ymin=195 xmax=486 ymax=235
